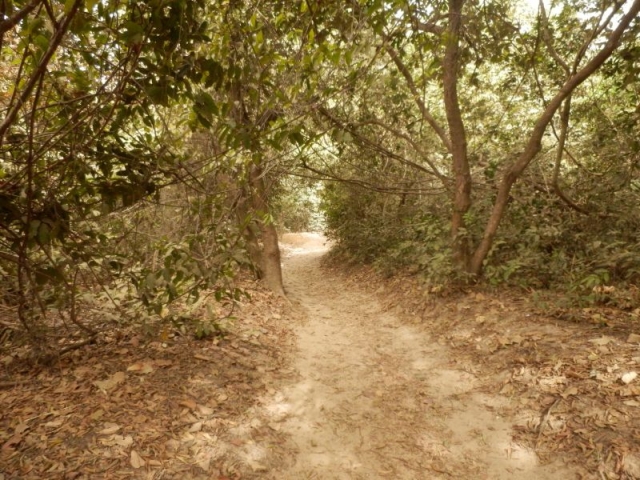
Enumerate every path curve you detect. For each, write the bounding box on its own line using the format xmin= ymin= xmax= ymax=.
xmin=263 ymin=233 xmax=571 ymax=479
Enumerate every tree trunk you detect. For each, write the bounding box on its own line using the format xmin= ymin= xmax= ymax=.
xmin=443 ymin=0 xmax=472 ymax=271
xmin=249 ymin=165 xmax=286 ymax=297
xmin=258 ymin=221 xmax=285 ymax=296
xmin=239 ymin=203 xmax=264 ymax=279
xmin=468 ymin=0 xmax=640 ymax=276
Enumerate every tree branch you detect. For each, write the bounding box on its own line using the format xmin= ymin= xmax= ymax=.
xmin=298 ymin=159 xmax=446 ymax=195
xmin=0 ymin=0 xmax=83 ymax=147
xmin=0 ymin=0 xmax=41 ymax=37
xmin=470 ymin=0 xmax=640 ymax=274
xmin=382 ymin=41 xmax=453 ymax=152
xmin=352 ymin=118 xmax=449 ymax=183
xmin=539 ymin=0 xmax=570 ymax=75
xmin=0 ymin=251 xmax=19 ymax=263
xmin=573 ymin=1 xmax=624 ymax=72
xmin=551 ymin=97 xmax=590 ymax=214
xmin=317 ymin=106 xmax=449 ymax=183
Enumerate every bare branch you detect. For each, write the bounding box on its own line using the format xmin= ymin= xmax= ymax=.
xmin=551 ymin=97 xmax=590 ymax=214
xmin=0 ymin=0 xmax=83 ymax=147
xmin=382 ymin=41 xmax=452 ymax=152
xmin=0 ymin=251 xmax=19 ymax=263
xmin=539 ymin=0 xmax=570 ymax=75
xmin=355 ymin=117 xmax=449 ymax=183
xmin=298 ymin=159 xmax=446 ymax=196
xmin=405 ymin=1 xmax=446 ymax=34
xmin=0 ymin=0 xmax=41 ymax=37
xmin=573 ymin=1 xmax=624 ymax=71
xmin=316 ymin=106 xmax=449 ymax=183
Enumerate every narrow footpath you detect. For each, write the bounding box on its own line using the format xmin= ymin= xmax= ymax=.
xmin=259 ymin=233 xmax=574 ymax=479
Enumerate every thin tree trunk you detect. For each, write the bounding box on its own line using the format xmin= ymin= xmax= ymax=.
xmin=551 ymin=97 xmax=589 ymax=214
xmin=443 ymin=0 xmax=472 ymax=271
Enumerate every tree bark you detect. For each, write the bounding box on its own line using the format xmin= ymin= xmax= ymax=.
xmin=468 ymin=0 xmax=640 ymax=275
xmin=249 ymin=165 xmax=286 ymax=297
xmin=443 ymin=0 xmax=472 ymax=271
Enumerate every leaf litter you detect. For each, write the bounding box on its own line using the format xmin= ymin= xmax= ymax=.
xmin=1 ymin=232 xmax=639 ymax=479
xmin=0 ymin=276 xmax=295 ymax=479
xmin=357 ymin=261 xmax=640 ymax=479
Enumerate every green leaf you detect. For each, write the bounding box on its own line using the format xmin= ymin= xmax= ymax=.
xmin=202 ymin=59 xmax=224 ymax=89
xmin=194 ymin=90 xmax=217 ymax=124
xmin=85 ymin=0 xmax=99 ymax=11
xmin=64 ymin=0 xmax=77 ymax=14
xmin=145 ymin=85 xmax=168 ymax=105
xmin=28 ymin=220 xmax=41 ymax=240
xmin=289 ymin=130 xmax=305 ymax=145
xmin=38 ymin=222 xmax=51 ymax=244
xmin=121 ymin=21 xmax=144 ymax=45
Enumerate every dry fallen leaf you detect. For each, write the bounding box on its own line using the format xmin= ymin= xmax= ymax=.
xmin=127 ymin=362 xmax=154 ymax=374
xmin=179 ymin=399 xmax=197 ymax=410
xmin=250 ymin=418 xmax=262 ymax=429
xmin=98 ymin=423 xmax=121 ymax=435
xmin=2 ymin=434 xmax=22 ymax=451
xmin=130 ymin=449 xmax=145 ymax=469
xmin=197 ymin=456 xmax=211 ymax=472
xmin=93 ymin=372 xmax=126 ymax=392
xmin=248 ymin=461 xmax=268 ymax=472
xmin=112 ymin=435 xmax=133 ymax=448
xmin=621 ymin=372 xmax=638 ymax=385
xmin=623 ymin=454 xmax=640 ymax=478
xmin=188 ymin=421 xmax=203 ymax=433
xmin=197 ymin=404 xmax=214 ymax=416
xmin=90 ymin=410 xmax=105 ymax=421
xmin=268 ymin=422 xmax=281 ymax=431
xmin=627 ymin=333 xmax=640 ymax=343
xmin=561 ymin=386 xmax=579 ymax=398
xmin=589 ymin=336 xmax=615 ymax=346
xmin=539 ymin=376 xmax=567 ymax=389
xmin=14 ymin=423 xmax=29 ymax=435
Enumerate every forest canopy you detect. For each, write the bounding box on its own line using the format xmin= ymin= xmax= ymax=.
xmin=1 ymin=0 xmax=640 ymax=354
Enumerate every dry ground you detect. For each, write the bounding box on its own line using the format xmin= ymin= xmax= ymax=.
xmin=1 ymin=232 xmax=639 ymax=479
xmin=269 ymin=233 xmax=577 ymax=479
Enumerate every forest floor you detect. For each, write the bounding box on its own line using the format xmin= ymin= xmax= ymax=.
xmin=1 ymin=233 xmax=640 ymax=479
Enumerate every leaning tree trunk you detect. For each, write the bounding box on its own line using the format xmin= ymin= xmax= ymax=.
xmin=468 ymin=0 xmax=640 ymax=276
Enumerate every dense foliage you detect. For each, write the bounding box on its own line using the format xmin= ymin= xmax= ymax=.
xmin=1 ymin=0 xmax=640 ymax=355
xmin=311 ymin=0 xmax=640 ymax=302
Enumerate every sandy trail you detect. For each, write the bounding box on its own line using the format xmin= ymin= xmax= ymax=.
xmin=263 ymin=233 xmax=570 ymax=479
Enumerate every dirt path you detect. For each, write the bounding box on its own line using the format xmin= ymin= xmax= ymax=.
xmin=263 ymin=233 xmax=573 ymax=479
